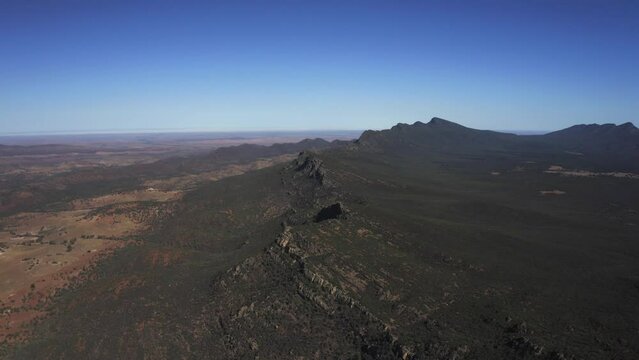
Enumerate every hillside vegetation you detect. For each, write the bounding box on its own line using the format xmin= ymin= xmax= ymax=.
xmin=3 ymin=118 xmax=639 ymax=359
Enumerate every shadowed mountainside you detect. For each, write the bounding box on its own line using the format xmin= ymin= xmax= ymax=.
xmin=358 ymin=117 xmax=639 ymax=171
xmin=357 ymin=117 xmax=519 ymax=153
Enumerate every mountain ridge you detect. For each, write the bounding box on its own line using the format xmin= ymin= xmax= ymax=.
xmin=356 ymin=117 xmax=638 ymax=158
xmin=358 ymin=117 xmax=638 ymax=143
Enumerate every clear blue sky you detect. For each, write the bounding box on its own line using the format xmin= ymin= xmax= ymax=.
xmin=1 ymin=0 xmax=637 ymax=134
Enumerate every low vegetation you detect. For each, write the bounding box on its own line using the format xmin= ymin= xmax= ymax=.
xmin=2 ymin=119 xmax=638 ymax=359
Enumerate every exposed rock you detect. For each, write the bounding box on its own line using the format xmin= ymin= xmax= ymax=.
xmin=400 ymin=345 xmax=415 ymax=359
xmin=248 ymin=338 xmax=259 ymax=351
xmin=314 ymin=202 xmax=348 ymax=222
xmin=507 ymin=336 xmax=544 ymax=357
xmin=276 ymin=225 xmax=292 ymax=248
xmin=294 ymin=152 xmax=326 ymax=185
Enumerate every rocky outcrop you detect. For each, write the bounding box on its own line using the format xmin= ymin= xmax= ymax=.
xmin=294 ymin=152 xmax=326 ymax=185
xmin=271 ymin=222 xmax=413 ymax=359
xmin=314 ymin=202 xmax=347 ymax=222
xmin=275 ymin=225 xmax=292 ymax=248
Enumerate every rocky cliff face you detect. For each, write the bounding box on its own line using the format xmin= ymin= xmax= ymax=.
xmin=294 ymin=151 xmax=327 ymax=185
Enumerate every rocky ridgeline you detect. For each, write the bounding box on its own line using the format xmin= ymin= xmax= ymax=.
xmin=274 ymin=222 xmax=418 ymax=359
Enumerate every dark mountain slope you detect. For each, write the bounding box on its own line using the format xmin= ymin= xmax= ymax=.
xmin=357 ymin=117 xmax=519 ymax=155
xmin=538 ymin=122 xmax=639 ymax=168
xmin=543 ymin=122 xmax=638 ymax=147
xmin=304 ymin=143 xmax=639 ymax=359
xmin=358 ymin=117 xmax=639 ymax=156
xmin=357 ymin=117 xmax=639 ymax=171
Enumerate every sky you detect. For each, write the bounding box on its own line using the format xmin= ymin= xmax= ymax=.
xmin=1 ymin=0 xmax=638 ymax=134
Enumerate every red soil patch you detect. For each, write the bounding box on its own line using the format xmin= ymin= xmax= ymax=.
xmin=0 ymin=240 xmax=127 ymax=343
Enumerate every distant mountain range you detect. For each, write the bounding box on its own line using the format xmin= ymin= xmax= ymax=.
xmin=543 ymin=122 xmax=639 ymax=153
xmin=3 ymin=119 xmax=636 ymax=160
xmin=356 ymin=117 xmax=639 ymax=171
xmin=360 ymin=117 xmax=637 ymax=150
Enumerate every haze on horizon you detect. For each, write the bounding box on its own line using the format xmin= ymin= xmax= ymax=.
xmin=1 ymin=0 xmax=637 ymax=134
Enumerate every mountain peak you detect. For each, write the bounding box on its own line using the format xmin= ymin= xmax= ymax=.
xmin=428 ymin=117 xmax=453 ymax=125
xmin=426 ymin=117 xmax=470 ymax=129
xmin=386 ymin=118 xmax=465 ymax=132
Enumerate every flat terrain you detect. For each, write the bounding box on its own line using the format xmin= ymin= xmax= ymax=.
xmin=0 ymin=131 xmax=359 ymax=179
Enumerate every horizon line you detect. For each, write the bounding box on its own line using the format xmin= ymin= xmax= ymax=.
xmin=0 ymin=128 xmax=368 ymax=137
xmin=0 ymin=126 xmax=559 ymax=137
